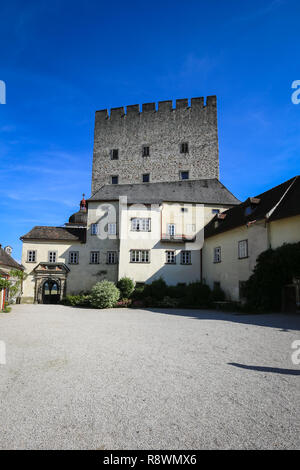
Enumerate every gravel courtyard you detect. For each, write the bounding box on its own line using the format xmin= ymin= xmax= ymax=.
xmin=0 ymin=304 xmax=299 ymax=450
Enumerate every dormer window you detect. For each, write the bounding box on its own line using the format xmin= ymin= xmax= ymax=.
xmin=245 ymin=197 xmax=260 ymax=216
xmin=245 ymin=206 xmax=252 ymax=216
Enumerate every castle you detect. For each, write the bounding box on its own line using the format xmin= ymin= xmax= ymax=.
xmin=19 ymin=96 xmax=300 ymax=305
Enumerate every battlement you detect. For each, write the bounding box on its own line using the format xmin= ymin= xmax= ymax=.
xmin=95 ymin=96 xmax=216 ymax=120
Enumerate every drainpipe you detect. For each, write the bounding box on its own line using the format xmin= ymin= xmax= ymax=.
xmin=265 ymin=217 xmax=272 ymax=249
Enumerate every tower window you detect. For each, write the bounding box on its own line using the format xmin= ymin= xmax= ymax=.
xmin=142 ymin=146 xmax=150 ymax=157
xmin=111 ymin=175 xmax=118 ymax=185
xmin=110 ymin=149 xmax=119 ymax=160
xmin=180 ymin=142 xmax=189 ymax=154
xmin=142 ymin=173 xmax=150 ymax=183
xmin=180 ymin=171 xmax=189 ymax=180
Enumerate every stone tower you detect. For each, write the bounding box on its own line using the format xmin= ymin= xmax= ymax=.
xmin=91 ymin=96 xmax=219 ymax=194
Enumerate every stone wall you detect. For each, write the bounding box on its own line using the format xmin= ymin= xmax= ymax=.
xmin=91 ymin=96 xmax=219 ymax=194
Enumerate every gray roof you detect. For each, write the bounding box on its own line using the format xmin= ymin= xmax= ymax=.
xmin=205 ymin=175 xmax=300 ymax=239
xmin=0 ymin=246 xmax=24 ymax=270
xmin=89 ymin=179 xmax=240 ymax=205
xmin=21 ymin=226 xmax=86 ymax=242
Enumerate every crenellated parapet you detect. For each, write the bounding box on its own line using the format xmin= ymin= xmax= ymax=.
xmin=95 ymin=96 xmax=216 ymax=120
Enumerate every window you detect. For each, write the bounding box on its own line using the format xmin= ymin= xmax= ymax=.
xmin=27 ymin=250 xmax=36 ymax=262
xmin=214 ymin=281 xmax=221 ymax=290
xmin=90 ymin=251 xmax=100 ymax=264
xmin=212 ymin=209 xmax=220 ymax=214
xmin=180 ymin=142 xmax=189 ymax=154
xmin=110 ymin=149 xmax=119 ymax=160
xmin=130 ymin=250 xmax=150 ymax=263
xmin=131 ymin=218 xmax=151 ymax=232
xmin=181 ymin=207 xmax=188 ymax=213
xmin=48 ymin=251 xmax=57 ymax=263
xmin=213 ymin=247 xmax=221 ymax=263
xmin=91 ymin=223 xmax=98 ymax=235
xmin=107 ymin=251 xmax=118 ymax=264
xmin=180 ymin=171 xmax=189 ymax=180
xmin=108 ymin=223 xmax=116 ymax=235
xmin=167 ymin=223 xmax=176 ymax=236
xmin=165 ymin=250 xmax=176 ymax=264
xmin=181 ymin=250 xmax=191 ymax=265
xmin=69 ymin=251 xmax=79 ymax=264
xmin=111 ymin=175 xmax=118 ymax=185
xmin=142 ymin=173 xmax=150 ymax=183
xmin=142 ymin=146 xmax=150 ymax=157
xmin=238 ymin=240 xmax=248 ymax=259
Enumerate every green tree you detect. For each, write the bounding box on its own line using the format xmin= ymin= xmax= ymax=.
xmin=117 ymin=277 xmax=135 ymax=299
xmin=245 ymin=242 xmax=300 ymax=311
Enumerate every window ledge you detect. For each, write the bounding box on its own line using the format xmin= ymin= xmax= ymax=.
xmin=129 ymin=261 xmax=150 ymax=264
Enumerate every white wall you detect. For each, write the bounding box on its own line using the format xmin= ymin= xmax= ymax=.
xmin=203 ymin=221 xmax=269 ymax=301
xmin=203 ymin=215 xmax=300 ymax=301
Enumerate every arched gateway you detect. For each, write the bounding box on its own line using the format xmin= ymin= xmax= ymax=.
xmin=33 ymin=263 xmax=70 ymax=304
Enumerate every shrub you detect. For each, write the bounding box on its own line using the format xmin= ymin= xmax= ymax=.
xmin=117 ymin=277 xmax=135 ymax=299
xmin=90 ymin=281 xmax=120 ymax=309
xmin=131 ymin=284 xmax=145 ymax=300
xmin=211 ymin=285 xmax=226 ymax=302
xmin=245 ymin=242 xmax=300 ymax=311
xmin=61 ymin=294 xmax=91 ymax=307
xmin=183 ymin=282 xmax=212 ymax=307
xmin=167 ymin=283 xmax=187 ymax=299
xmin=144 ymin=277 xmax=168 ymax=300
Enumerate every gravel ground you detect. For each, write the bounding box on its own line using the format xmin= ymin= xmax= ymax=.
xmin=0 ymin=304 xmax=299 ymax=450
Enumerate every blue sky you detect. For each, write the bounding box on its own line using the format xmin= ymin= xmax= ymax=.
xmin=0 ymin=0 xmax=299 ymax=260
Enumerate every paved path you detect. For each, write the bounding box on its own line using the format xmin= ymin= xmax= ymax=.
xmin=0 ymin=304 xmax=299 ymax=449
